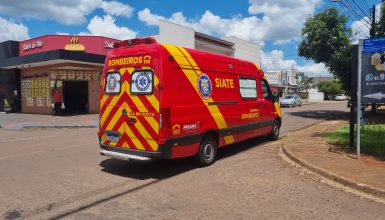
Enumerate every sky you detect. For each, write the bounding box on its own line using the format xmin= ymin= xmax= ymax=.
xmin=0 ymin=0 xmax=381 ymax=77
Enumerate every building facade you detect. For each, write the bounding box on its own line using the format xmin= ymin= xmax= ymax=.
xmin=0 ymin=35 xmax=120 ymax=114
xmin=154 ymin=20 xmax=261 ymax=64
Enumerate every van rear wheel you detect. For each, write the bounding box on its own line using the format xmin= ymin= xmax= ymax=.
xmin=194 ymin=136 xmax=217 ymax=166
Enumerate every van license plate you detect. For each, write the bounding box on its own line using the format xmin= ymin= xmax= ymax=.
xmin=106 ymin=134 xmax=119 ymax=142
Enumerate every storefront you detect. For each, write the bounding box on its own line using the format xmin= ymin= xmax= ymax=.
xmin=0 ymin=35 xmax=119 ymax=114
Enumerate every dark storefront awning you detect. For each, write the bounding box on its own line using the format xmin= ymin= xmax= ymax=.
xmin=0 ymin=49 xmax=105 ymax=69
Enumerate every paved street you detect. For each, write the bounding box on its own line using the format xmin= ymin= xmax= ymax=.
xmin=1 ymin=101 xmax=385 ymax=219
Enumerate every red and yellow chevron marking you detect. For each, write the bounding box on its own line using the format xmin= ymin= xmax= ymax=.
xmin=99 ymin=67 xmax=160 ymax=151
xmin=162 ymin=44 xmax=235 ymax=145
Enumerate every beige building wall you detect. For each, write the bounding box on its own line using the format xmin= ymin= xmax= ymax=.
xmin=154 ymin=20 xmax=195 ymax=49
xmin=222 ymin=36 xmax=261 ymax=66
xmin=20 ymin=63 xmax=102 ymax=114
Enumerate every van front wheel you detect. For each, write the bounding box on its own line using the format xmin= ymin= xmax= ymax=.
xmin=268 ymin=120 xmax=280 ymax=141
xmin=194 ymin=136 xmax=217 ymax=166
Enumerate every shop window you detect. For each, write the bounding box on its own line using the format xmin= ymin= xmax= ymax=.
xmin=239 ymin=77 xmax=257 ymax=99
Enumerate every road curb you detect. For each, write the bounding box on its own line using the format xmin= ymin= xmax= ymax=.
xmin=281 ymin=143 xmax=385 ymax=199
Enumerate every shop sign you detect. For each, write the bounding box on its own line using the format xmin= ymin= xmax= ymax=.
xmin=23 ymin=40 xmax=43 ymax=51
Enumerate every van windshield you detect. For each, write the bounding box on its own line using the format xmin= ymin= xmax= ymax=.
xmin=284 ymin=95 xmax=294 ymax=99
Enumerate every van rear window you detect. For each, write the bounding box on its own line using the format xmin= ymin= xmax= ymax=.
xmin=105 ymin=72 xmax=121 ymax=94
xmin=131 ymin=70 xmax=154 ymax=95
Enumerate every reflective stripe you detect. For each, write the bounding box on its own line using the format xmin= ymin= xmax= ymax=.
xmin=100 ymin=66 xmax=160 ymax=152
xmin=162 ymin=44 xmax=235 ymax=144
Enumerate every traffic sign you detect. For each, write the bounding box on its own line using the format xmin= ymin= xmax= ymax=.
xmin=361 ymin=38 xmax=385 ymax=104
xmin=363 ymin=37 xmax=385 ymax=53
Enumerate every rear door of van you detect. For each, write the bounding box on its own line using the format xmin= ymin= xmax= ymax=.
xmin=99 ymin=47 xmax=160 ymax=153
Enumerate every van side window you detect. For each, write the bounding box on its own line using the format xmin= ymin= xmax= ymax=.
xmin=239 ymin=78 xmax=257 ymax=99
xmin=105 ymin=72 xmax=121 ymax=95
xmin=261 ymin=78 xmax=273 ymax=99
xmin=131 ymin=70 xmax=154 ymax=95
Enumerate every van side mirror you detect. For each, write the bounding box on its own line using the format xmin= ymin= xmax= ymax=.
xmin=272 ymin=93 xmax=279 ymax=102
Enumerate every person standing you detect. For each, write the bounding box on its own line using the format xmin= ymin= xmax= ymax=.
xmin=52 ymin=90 xmax=63 ymax=115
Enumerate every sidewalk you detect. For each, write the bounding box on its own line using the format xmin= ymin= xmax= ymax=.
xmin=282 ymin=120 xmax=385 ymax=199
xmin=0 ymin=113 xmax=98 ymax=129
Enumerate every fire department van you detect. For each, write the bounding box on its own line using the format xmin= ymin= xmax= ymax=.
xmin=98 ymin=37 xmax=282 ymax=166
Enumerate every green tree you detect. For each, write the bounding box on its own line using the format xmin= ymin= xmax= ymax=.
xmin=376 ymin=3 xmax=385 ymax=37
xmin=295 ymin=72 xmax=314 ymax=92
xmin=298 ymin=7 xmax=352 ymax=92
xmin=317 ymin=80 xmax=344 ymax=100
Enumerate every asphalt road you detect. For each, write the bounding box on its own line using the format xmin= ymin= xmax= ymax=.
xmin=1 ymin=101 xmax=385 ymax=220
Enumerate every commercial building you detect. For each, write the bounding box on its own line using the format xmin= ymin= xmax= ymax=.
xmin=265 ymin=69 xmax=298 ymax=97
xmin=0 ymin=35 xmax=120 ymax=114
xmin=153 ymin=20 xmax=261 ymax=65
xmin=0 ymin=20 xmax=262 ymax=114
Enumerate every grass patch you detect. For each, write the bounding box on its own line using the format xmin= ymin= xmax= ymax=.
xmin=324 ymin=124 xmax=385 ymax=160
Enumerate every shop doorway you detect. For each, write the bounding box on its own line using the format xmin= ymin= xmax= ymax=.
xmin=63 ymin=81 xmax=88 ymax=114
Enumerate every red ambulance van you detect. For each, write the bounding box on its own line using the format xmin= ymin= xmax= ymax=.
xmin=98 ymin=37 xmax=282 ymax=166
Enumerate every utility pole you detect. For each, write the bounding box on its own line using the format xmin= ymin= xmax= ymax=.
xmin=370 ymin=5 xmax=376 ymax=37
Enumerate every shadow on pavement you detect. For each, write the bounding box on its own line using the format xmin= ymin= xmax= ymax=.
xmin=100 ymin=136 xmax=269 ymax=180
xmin=100 ymin=158 xmax=196 ymax=180
xmin=287 ymin=110 xmax=349 ymax=120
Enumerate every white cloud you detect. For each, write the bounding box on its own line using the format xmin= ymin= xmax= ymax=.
xmin=101 ymin=1 xmax=134 ymax=18
xmin=0 ymin=17 xmax=29 ymax=42
xmin=80 ymin=15 xmax=137 ymax=40
xmin=261 ymin=50 xmax=330 ymax=77
xmin=56 ymin=32 xmax=70 ymax=35
xmin=261 ymin=50 xmax=297 ymax=70
xmin=351 ymin=17 xmax=370 ymax=44
xmin=138 ymin=0 xmax=320 ymax=45
xmin=138 ymin=8 xmax=265 ymax=44
xmin=298 ymin=63 xmax=331 ymax=77
xmin=138 ymin=8 xmax=165 ymax=26
xmin=0 ymin=0 xmax=134 ymax=25
xmin=248 ymin=0 xmax=321 ymax=42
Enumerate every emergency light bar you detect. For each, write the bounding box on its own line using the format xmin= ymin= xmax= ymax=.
xmin=113 ymin=37 xmax=157 ymax=48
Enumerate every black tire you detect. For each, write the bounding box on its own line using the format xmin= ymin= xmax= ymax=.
xmin=268 ymin=120 xmax=280 ymax=141
xmin=194 ymin=136 xmax=217 ymax=166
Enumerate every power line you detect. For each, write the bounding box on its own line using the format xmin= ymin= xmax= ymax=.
xmin=336 ymin=0 xmax=371 ymax=35
xmin=340 ymin=0 xmax=371 ymax=25
xmin=347 ymin=0 xmax=370 ymax=18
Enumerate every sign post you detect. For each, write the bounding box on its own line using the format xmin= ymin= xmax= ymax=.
xmin=357 ymin=40 xmax=362 ymax=159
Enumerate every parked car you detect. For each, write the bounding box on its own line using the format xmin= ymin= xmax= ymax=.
xmin=335 ymin=94 xmax=347 ymax=101
xmin=280 ymin=94 xmax=301 ymax=107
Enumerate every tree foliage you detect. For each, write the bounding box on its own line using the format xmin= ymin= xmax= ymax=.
xmin=295 ymin=72 xmax=314 ymax=92
xmin=317 ymin=80 xmax=344 ymax=99
xmin=298 ymin=7 xmax=352 ymax=92
xmin=376 ymin=3 xmax=385 ymax=37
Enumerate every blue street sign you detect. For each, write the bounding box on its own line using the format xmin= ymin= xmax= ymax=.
xmin=363 ymin=37 xmax=385 ymax=53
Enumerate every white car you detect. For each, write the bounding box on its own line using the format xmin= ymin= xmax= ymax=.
xmin=280 ymin=94 xmax=302 ymax=107
xmin=335 ymin=94 xmax=347 ymax=101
